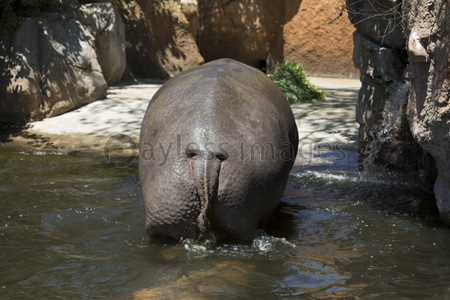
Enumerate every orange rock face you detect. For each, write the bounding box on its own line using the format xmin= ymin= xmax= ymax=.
xmin=283 ymin=0 xmax=358 ymax=78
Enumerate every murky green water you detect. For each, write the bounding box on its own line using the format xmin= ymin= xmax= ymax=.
xmin=1 ymin=149 xmax=450 ymax=299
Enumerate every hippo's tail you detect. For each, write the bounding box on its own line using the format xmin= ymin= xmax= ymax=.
xmin=188 ymin=151 xmax=225 ymax=241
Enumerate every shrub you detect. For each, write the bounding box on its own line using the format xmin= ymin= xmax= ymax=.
xmin=269 ymin=61 xmax=325 ymax=104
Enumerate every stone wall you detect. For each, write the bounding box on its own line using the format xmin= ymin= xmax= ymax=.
xmin=98 ymin=0 xmax=204 ymax=79
xmin=89 ymin=0 xmax=357 ymax=78
xmin=197 ymin=0 xmax=357 ymax=76
xmin=348 ymin=0 xmax=450 ymax=224
xmin=346 ymin=0 xmax=424 ymax=171
xmin=0 ymin=0 xmax=126 ymax=123
xmin=403 ymin=0 xmax=450 ymax=223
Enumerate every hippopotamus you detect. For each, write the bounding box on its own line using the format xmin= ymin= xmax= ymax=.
xmin=139 ymin=58 xmax=298 ymax=243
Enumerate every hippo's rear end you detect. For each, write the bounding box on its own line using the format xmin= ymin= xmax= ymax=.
xmin=139 ymin=58 xmax=298 ymax=243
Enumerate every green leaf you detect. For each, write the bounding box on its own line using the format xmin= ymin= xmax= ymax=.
xmin=269 ymin=61 xmax=325 ymax=104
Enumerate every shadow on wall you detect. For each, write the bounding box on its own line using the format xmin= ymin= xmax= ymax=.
xmin=0 ymin=14 xmax=107 ymax=124
xmin=102 ymin=0 xmax=204 ymax=79
xmin=0 ymin=32 xmax=27 ymax=98
xmin=197 ymin=0 xmax=302 ymax=69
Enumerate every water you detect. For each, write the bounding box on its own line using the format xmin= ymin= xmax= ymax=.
xmin=1 ymin=149 xmax=450 ymax=299
xmin=362 ymin=81 xmax=414 ymax=172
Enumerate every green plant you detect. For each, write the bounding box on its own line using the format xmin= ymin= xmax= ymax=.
xmin=1 ymin=0 xmax=55 ymax=31
xmin=269 ymin=61 xmax=325 ymax=104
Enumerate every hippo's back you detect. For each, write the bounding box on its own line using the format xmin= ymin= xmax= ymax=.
xmin=139 ymin=58 xmax=298 ymax=242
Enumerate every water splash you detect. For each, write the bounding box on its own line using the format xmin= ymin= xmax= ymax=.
xmin=252 ymin=234 xmax=296 ymax=253
xmin=364 ymin=122 xmax=393 ymax=171
xmin=362 ymin=81 xmax=411 ymax=171
xmin=180 ymin=233 xmax=296 ymax=259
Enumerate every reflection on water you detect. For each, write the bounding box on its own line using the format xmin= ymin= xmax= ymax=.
xmin=1 ymin=149 xmax=450 ymax=299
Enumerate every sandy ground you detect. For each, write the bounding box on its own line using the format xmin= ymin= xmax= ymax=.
xmin=294 ymin=77 xmax=359 ymax=148
xmin=0 ymin=77 xmax=360 ymax=166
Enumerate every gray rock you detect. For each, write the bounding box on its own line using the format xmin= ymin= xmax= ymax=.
xmin=0 ymin=14 xmax=107 ymax=123
xmin=0 ymin=27 xmax=43 ymax=123
xmin=0 ymin=0 xmax=127 ymax=124
xmin=353 ymin=31 xmax=404 ymax=82
xmin=79 ymin=2 xmax=126 ymax=85
xmin=346 ymin=0 xmax=405 ymax=50
xmin=404 ymin=0 xmax=450 ymax=223
xmin=353 ymin=30 xmax=422 ymax=171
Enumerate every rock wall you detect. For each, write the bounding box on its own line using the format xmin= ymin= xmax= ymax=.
xmin=79 ymin=2 xmax=126 ymax=85
xmin=197 ymin=0 xmax=357 ymax=77
xmin=197 ymin=0 xmax=300 ymax=70
xmin=283 ymin=0 xmax=359 ymax=78
xmin=404 ymin=0 xmax=450 ymax=223
xmin=180 ymin=0 xmax=200 ymax=39
xmin=77 ymin=0 xmax=356 ymax=78
xmin=348 ymin=0 xmax=450 ymax=224
xmin=0 ymin=1 xmax=126 ymax=124
xmin=99 ymin=0 xmax=204 ymax=79
xmin=347 ymin=0 xmax=424 ymax=171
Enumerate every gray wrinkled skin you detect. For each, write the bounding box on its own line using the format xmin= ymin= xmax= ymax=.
xmin=139 ymin=58 xmax=298 ymax=243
